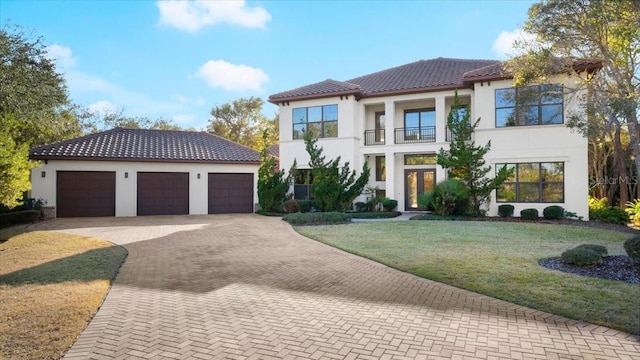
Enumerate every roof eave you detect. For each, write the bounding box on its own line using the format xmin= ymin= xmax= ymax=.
xmin=268 ymin=89 xmax=362 ymax=104
xmin=29 ymin=156 xmax=261 ymax=165
xmin=360 ymin=83 xmax=474 ymax=99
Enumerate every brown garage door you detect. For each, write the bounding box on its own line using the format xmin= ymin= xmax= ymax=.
xmin=137 ymin=172 xmax=189 ymax=216
xmin=57 ymin=171 xmax=116 ymax=218
xmin=208 ymin=173 xmax=254 ymax=214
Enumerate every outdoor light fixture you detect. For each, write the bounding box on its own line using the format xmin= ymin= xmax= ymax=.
xmin=124 ymin=172 xmax=128 ymax=178
xmin=41 ymin=171 xmax=46 ymax=178
xmin=197 ymin=173 xmax=201 ymax=179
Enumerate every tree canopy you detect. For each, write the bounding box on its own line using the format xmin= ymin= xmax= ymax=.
xmin=508 ymin=0 xmax=640 ymax=206
xmin=207 ymin=97 xmax=278 ymax=150
xmin=436 ymin=92 xmax=512 ymax=216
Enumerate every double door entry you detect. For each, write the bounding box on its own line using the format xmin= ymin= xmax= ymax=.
xmin=405 ymin=169 xmax=436 ymax=210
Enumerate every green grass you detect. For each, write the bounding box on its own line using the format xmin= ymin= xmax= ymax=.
xmin=296 ymin=221 xmax=640 ymax=335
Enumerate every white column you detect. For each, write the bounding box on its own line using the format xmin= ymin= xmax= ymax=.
xmin=435 ymin=95 xmax=446 ymax=143
xmin=385 ymin=150 xmax=396 ymax=203
xmin=384 ymin=100 xmax=395 ymax=145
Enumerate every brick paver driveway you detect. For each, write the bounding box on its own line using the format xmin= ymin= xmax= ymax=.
xmin=33 ymin=214 xmax=639 ymax=359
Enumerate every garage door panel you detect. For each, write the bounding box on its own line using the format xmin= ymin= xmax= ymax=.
xmin=56 ymin=171 xmax=116 ymax=218
xmin=208 ymin=173 xmax=253 ymax=214
xmin=137 ymin=172 xmax=189 ymax=216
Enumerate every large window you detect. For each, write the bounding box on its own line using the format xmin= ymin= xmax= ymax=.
xmin=293 ymin=169 xmax=313 ymax=200
xmin=375 ymin=156 xmax=386 ymax=181
xmin=404 ymin=154 xmax=436 ymax=165
xmin=495 ymin=85 xmax=563 ymax=127
xmin=292 ymin=105 xmax=338 ymax=139
xmin=496 ymin=162 xmax=564 ymax=203
xmin=403 ymin=108 xmax=435 ymax=141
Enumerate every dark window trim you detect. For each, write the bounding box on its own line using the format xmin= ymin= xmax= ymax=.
xmin=496 ymin=162 xmax=565 ymax=203
xmin=495 ymin=84 xmax=564 ymax=128
xmin=292 ymin=104 xmax=338 ymax=139
xmin=404 ymin=108 xmax=436 ymax=128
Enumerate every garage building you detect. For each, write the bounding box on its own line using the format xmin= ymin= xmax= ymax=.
xmin=29 ymin=127 xmax=262 ymax=217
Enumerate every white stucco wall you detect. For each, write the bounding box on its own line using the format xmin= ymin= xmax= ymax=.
xmin=277 ymin=76 xmax=589 ymax=218
xmin=473 ymin=77 xmax=589 ymax=218
xmin=30 ymin=160 xmax=259 ymax=217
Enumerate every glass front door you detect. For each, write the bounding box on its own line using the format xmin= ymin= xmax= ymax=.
xmin=405 ymin=169 xmax=436 ymax=210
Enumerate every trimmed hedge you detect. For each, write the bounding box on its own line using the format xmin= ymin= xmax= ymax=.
xmin=543 ymin=205 xmax=565 ymax=220
xmin=282 ymin=212 xmax=352 ymax=225
xmin=624 ymin=236 xmax=640 ymax=262
xmin=589 ymin=206 xmax=629 ymax=225
xmin=350 ymin=211 xmax=401 ymax=219
xmin=561 ymin=247 xmax=601 ymax=266
xmin=0 ymin=210 xmax=41 ymax=228
xmin=498 ymin=204 xmax=514 ymax=218
xmin=520 ymin=208 xmax=539 ymax=220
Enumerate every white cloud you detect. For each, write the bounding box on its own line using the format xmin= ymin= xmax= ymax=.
xmin=196 ymin=60 xmax=268 ymax=91
xmin=157 ymin=0 xmax=271 ymax=32
xmin=88 ymin=100 xmax=118 ymax=114
xmin=45 ymin=44 xmax=77 ymax=69
xmin=492 ymin=29 xmax=536 ymax=59
xmin=173 ymin=94 xmax=205 ymax=105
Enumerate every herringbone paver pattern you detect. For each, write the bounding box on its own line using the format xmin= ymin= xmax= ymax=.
xmin=33 ymin=215 xmax=640 ymax=359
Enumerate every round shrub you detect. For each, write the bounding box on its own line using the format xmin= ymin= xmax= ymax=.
xmin=283 ymin=199 xmax=300 ymax=213
xmin=543 ymin=205 xmax=565 ymax=220
xmin=382 ymin=198 xmax=398 ymax=211
xmin=624 ymin=236 xmax=640 ymax=262
xmin=498 ymin=204 xmax=514 ymax=217
xmin=561 ymin=247 xmax=601 ymax=266
xmin=297 ymin=200 xmax=313 ymax=213
xmin=574 ymin=244 xmax=608 ymax=257
xmin=520 ymin=208 xmax=539 ymax=220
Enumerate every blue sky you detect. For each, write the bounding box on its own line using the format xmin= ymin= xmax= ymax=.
xmin=1 ymin=0 xmax=536 ymax=130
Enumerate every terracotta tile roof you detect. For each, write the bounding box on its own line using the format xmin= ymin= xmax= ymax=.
xmin=269 ymin=79 xmax=361 ymax=101
xmin=268 ymin=57 xmax=500 ymax=103
xmin=347 ymin=57 xmax=499 ymax=96
xmin=461 ymin=57 xmax=602 ymax=82
xmin=461 ymin=62 xmax=508 ymax=82
xmin=267 ymin=144 xmax=279 ymax=158
xmin=30 ymin=127 xmax=261 ymax=164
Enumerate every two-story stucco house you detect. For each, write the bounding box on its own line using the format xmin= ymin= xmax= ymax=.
xmin=268 ymin=57 xmax=600 ymax=218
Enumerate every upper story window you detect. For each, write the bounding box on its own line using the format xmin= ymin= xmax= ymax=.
xmin=403 ymin=108 xmax=435 ymax=142
xmin=495 ymin=84 xmax=563 ymax=127
xmin=292 ymin=105 xmax=338 ymax=139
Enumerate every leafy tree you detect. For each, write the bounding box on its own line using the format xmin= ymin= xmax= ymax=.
xmin=436 ymin=92 xmax=512 ymax=216
xmin=257 ymin=131 xmax=291 ymax=212
xmin=83 ymin=107 xmax=189 ymax=132
xmin=508 ymin=0 xmax=640 ymax=204
xmin=208 ymin=97 xmax=277 ymax=149
xmin=0 ymin=113 xmax=37 ymax=208
xmin=0 ymin=24 xmax=83 ymax=146
xmin=303 ymin=131 xmax=370 ymax=212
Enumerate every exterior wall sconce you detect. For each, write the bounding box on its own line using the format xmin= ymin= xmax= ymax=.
xmin=41 ymin=171 xmax=46 ymax=178
xmin=125 ymin=172 xmax=128 ymax=178
xmin=197 ymin=173 xmax=201 ymax=179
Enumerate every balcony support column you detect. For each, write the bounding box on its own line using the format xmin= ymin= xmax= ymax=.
xmin=435 ymin=95 xmax=446 ymax=143
xmin=384 ymin=100 xmax=395 ymax=145
xmin=384 ymin=151 xmax=396 ymax=204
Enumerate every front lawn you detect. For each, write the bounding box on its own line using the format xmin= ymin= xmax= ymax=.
xmin=296 ymin=221 xmax=639 ymax=335
xmin=0 ymin=231 xmax=127 ymax=360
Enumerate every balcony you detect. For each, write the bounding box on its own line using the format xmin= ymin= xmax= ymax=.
xmin=364 ymin=129 xmax=385 ymax=146
xmin=395 ymin=126 xmax=435 ymax=144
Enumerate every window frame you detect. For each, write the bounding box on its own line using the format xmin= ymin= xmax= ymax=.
xmin=496 ymin=162 xmax=564 ymax=203
xmin=293 ymin=169 xmax=313 ymax=200
xmin=292 ymin=104 xmax=338 ymax=139
xmin=495 ymin=84 xmax=564 ymax=128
